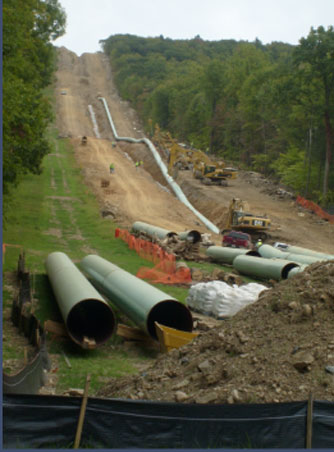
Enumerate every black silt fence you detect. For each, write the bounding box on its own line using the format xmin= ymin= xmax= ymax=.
xmin=3 ymin=394 xmax=334 ymax=449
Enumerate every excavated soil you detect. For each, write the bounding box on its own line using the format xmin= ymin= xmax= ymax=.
xmin=98 ymin=261 xmax=334 ymax=404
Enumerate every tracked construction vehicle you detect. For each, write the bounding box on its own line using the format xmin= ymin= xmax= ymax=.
xmin=152 ymin=125 xmax=238 ymax=185
xmin=222 ymin=198 xmax=271 ymax=242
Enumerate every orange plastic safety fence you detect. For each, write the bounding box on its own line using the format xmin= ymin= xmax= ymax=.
xmin=296 ymin=196 xmax=334 ymax=224
xmin=115 ymin=228 xmax=192 ymax=284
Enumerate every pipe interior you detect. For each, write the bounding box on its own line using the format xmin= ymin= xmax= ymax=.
xmin=187 ymin=230 xmax=202 ymax=243
xmin=281 ymin=263 xmax=299 ymax=280
xmin=147 ymin=300 xmax=193 ymax=339
xmin=67 ymin=299 xmax=115 ymax=346
xmin=246 ymin=250 xmax=260 ymax=256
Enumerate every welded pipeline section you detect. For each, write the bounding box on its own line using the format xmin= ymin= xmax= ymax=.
xmin=233 ymin=255 xmax=300 ymax=281
xmin=206 ymin=246 xmax=259 ymax=265
xmin=99 ymin=96 xmax=220 ymax=235
xmin=258 ymin=244 xmax=326 ymax=265
xmin=80 ymin=255 xmax=193 ymax=339
xmin=274 ymin=244 xmax=334 ymax=260
xmin=132 ymin=221 xmax=177 ymax=240
xmin=45 ymin=252 xmax=116 ymax=349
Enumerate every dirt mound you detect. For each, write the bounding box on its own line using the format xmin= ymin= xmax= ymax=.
xmin=98 ymin=261 xmax=334 ymax=404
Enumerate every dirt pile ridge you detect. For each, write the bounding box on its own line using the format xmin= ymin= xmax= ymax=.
xmin=98 ymin=260 xmax=334 ymax=404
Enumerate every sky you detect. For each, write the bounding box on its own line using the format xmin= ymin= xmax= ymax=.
xmin=54 ymin=0 xmax=334 ymax=56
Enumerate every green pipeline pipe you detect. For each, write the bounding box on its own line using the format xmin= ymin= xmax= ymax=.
xmin=80 ymin=255 xmax=193 ymax=339
xmin=233 ymin=255 xmax=299 ymax=280
xmin=178 ymin=230 xmax=202 ymax=243
xmin=45 ymin=252 xmax=116 ymax=348
xmin=279 ymin=244 xmax=334 ymax=260
xmin=132 ymin=221 xmax=177 ymax=240
xmin=258 ymin=244 xmax=326 ymax=265
xmin=206 ymin=246 xmax=260 ymax=265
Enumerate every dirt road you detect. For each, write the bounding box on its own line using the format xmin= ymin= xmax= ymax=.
xmin=54 ymin=47 xmax=334 ymax=253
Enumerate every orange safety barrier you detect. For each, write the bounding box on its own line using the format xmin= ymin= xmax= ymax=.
xmin=296 ymin=196 xmax=334 ymax=224
xmin=115 ymin=228 xmax=192 ymax=284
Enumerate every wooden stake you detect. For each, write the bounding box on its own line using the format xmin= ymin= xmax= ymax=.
xmin=73 ymin=374 xmax=91 ymax=449
xmin=306 ymin=392 xmax=313 ymax=449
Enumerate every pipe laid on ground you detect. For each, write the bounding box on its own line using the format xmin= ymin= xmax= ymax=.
xmin=132 ymin=221 xmax=177 ymax=240
xmin=132 ymin=221 xmax=202 ymax=244
xmin=80 ymin=255 xmax=193 ymax=339
xmin=178 ymin=230 xmax=202 ymax=244
xmin=233 ymin=255 xmax=299 ymax=281
xmin=275 ymin=244 xmax=334 ymax=261
xmin=45 ymin=252 xmax=116 ymax=349
xmin=206 ymin=246 xmax=260 ymax=265
xmin=258 ymin=244 xmax=326 ymax=265
xmin=99 ymin=97 xmax=220 ymax=235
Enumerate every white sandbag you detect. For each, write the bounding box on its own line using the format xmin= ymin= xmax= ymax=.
xmin=186 ymin=281 xmax=268 ymax=318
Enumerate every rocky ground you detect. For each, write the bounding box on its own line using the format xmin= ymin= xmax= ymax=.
xmin=98 ymin=260 xmax=334 ymax=404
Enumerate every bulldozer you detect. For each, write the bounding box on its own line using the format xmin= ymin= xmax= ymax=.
xmin=222 ymin=198 xmax=271 ymax=242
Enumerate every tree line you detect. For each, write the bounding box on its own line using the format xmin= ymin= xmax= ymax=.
xmin=3 ymin=0 xmax=66 ymax=203
xmin=100 ymin=28 xmax=334 ymax=207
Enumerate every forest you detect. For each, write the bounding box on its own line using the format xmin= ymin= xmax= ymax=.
xmin=101 ymin=28 xmax=334 ymax=207
xmin=2 ymin=0 xmax=66 ymax=202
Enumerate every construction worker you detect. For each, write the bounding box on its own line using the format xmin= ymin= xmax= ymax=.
xmin=256 ymin=238 xmax=263 ymax=248
xmin=135 ymin=161 xmax=140 ymax=169
xmin=140 ymin=160 xmax=144 ymax=166
xmin=109 ymin=163 xmax=115 ymax=174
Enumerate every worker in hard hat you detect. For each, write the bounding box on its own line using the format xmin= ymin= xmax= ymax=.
xmin=109 ymin=163 xmax=115 ymax=174
xmin=256 ymin=238 xmax=263 ymax=248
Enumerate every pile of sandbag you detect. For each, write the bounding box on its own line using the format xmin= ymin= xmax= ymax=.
xmin=186 ymin=281 xmax=268 ymax=318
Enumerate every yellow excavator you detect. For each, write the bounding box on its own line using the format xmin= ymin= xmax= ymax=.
xmin=152 ymin=124 xmax=238 ymax=185
xmin=222 ymin=198 xmax=271 ymax=241
xmin=192 ymin=156 xmax=238 ymax=186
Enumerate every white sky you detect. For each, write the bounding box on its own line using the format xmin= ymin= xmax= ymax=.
xmin=54 ymin=0 xmax=334 ymax=56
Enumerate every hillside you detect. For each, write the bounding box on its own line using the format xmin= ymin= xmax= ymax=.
xmin=55 ymin=47 xmax=334 ymax=254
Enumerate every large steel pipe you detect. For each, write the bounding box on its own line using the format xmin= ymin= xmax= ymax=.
xmin=258 ymin=244 xmax=325 ymax=265
xmin=206 ymin=246 xmax=259 ymax=265
xmin=276 ymin=244 xmax=334 ymax=260
xmin=80 ymin=255 xmax=193 ymax=339
xmin=45 ymin=252 xmax=116 ymax=349
xmin=178 ymin=230 xmax=202 ymax=243
xmin=233 ymin=255 xmax=299 ymax=281
xmin=132 ymin=221 xmax=177 ymax=240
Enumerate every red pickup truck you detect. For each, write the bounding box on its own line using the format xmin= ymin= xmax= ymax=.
xmin=222 ymin=231 xmax=252 ymax=249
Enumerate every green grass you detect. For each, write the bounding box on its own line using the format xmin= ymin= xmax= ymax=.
xmin=2 ymin=126 xmax=190 ymax=393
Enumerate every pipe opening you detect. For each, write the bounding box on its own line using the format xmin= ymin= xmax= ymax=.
xmin=246 ymin=250 xmax=260 ymax=257
xmin=281 ymin=263 xmax=300 ymax=280
xmin=185 ymin=230 xmax=202 ymax=243
xmin=67 ymin=299 xmax=116 ymax=347
xmin=147 ymin=300 xmax=193 ymax=339
xmin=166 ymin=232 xmax=178 ymax=238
